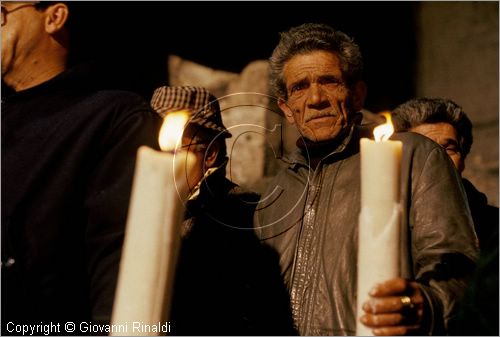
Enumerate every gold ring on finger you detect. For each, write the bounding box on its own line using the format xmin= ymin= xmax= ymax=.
xmin=400 ymin=296 xmax=414 ymax=310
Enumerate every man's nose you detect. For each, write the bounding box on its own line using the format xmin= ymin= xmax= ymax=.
xmin=307 ymin=84 xmax=328 ymax=108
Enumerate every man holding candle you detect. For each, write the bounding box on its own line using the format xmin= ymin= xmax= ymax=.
xmin=254 ymin=23 xmax=479 ymax=335
xmin=1 ymin=1 xmax=162 ymax=333
xmin=149 ymin=86 xmax=296 ymax=335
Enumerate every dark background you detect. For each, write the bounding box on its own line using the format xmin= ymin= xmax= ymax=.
xmin=70 ymin=2 xmax=417 ymax=112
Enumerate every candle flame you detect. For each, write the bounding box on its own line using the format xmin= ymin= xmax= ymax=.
xmin=158 ymin=111 xmax=189 ymax=151
xmin=373 ymin=112 xmax=394 ymax=142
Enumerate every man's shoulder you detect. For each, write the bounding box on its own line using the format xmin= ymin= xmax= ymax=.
xmin=462 ymin=178 xmax=488 ymax=203
xmin=217 ymin=177 xmax=261 ymax=211
xmin=227 ymin=183 xmax=260 ymax=204
xmin=393 ymin=131 xmax=443 ymax=152
xmin=60 ymin=64 xmax=154 ymax=115
xmin=72 ymin=89 xmax=160 ymax=128
xmin=392 ymin=131 xmax=451 ymax=167
xmin=86 ymin=89 xmax=149 ymax=110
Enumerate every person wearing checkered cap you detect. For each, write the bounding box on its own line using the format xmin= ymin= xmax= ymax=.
xmin=148 ymin=85 xmax=296 ymax=335
xmin=151 ymin=85 xmax=232 ymax=193
xmin=151 ymin=85 xmax=231 ymax=137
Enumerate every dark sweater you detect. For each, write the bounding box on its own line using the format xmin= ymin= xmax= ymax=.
xmin=449 ymin=178 xmax=499 ymax=336
xmin=1 ymin=65 xmax=162 ymax=332
xmin=462 ymin=178 xmax=499 ymax=253
xmin=170 ymin=172 xmax=296 ymax=335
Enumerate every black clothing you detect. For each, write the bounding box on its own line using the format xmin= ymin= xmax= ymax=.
xmin=462 ymin=178 xmax=499 ymax=252
xmin=450 ymin=230 xmax=499 ymax=336
xmin=2 ymin=65 xmax=162 ymax=331
xmin=448 ymin=179 xmax=499 ymax=335
xmin=170 ymin=170 xmax=296 ymax=335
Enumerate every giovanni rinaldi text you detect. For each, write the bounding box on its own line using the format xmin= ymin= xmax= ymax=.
xmin=6 ymin=321 xmax=172 ymax=335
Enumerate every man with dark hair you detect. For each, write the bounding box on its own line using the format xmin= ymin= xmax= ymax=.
xmin=254 ymin=23 xmax=479 ymax=335
xmin=392 ymin=97 xmax=498 ymax=249
xmin=149 ymin=86 xmax=295 ymax=335
xmin=2 ymin=1 xmax=161 ymax=332
xmin=392 ymin=98 xmax=472 ymax=173
xmin=392 ymin=97 xmax=498 ymax=335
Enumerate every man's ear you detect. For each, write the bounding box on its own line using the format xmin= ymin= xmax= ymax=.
xmin=278 ymin=98 xmax=295 ymax=124
xmin=44 ymin=3 xmax=69 ymax=34
xmin=204 ymin=142 xmax=220 ymax=169
xmin=351 ymin=81 xmax=367 ymax=112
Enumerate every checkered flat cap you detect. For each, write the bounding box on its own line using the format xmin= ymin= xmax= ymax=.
xmin=151 ymin=86 xmax=231 ymax=138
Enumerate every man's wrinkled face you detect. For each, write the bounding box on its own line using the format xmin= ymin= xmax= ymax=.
xmin=410 ymin=122 xmax=465 ymax=174
xmin=279 ymin=50 xmax=362 ymax=143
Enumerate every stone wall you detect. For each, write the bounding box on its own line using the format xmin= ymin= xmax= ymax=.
xmin=415 ymin=2 xmax=499 ymax=206
xmin=169 ymin=55 xmax=296 ymax=194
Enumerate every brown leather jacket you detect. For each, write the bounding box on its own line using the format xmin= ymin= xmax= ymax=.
xmin=255 ymin=123 xmax=479 ymax=335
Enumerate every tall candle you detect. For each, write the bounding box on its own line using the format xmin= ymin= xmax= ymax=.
xmin=111 ymin=112 xmax=195 ymax=336
xmin=356 ymin=113 xmax=403 ymax=336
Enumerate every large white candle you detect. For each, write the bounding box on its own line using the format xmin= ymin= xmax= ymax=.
xmin=111 ymin=112 xmax=195 ymax=336
xmin=356 ymin=113 xmax=403 ymax=336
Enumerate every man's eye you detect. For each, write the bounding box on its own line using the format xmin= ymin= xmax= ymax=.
xmin=290 ymin=83 xmax=307 ymax=94
xmin=444 ymin=145 xmax=460 ymax=155
xmin=320 ymin=77 xmax=342 ymax=85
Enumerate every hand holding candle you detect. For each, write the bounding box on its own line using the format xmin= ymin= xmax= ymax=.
xmin=356 ymin=113 xmax=403 ymax=336
xmin=111 ymin=112 xmax=196 ymax=336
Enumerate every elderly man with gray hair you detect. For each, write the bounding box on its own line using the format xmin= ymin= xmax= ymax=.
xmin=254 ymin=23 xmax=479 ymax=335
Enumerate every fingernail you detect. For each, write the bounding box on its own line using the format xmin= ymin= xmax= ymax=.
xmin=369 ymin=286 xmax=378 ymax=296
xmin=373 ymin=328 xmax=381 ymax=335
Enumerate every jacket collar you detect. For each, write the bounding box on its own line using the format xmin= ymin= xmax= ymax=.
xmin=284 ymin=112 xmax=373 ymax=169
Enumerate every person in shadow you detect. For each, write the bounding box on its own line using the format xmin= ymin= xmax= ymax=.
xmin=150 ymin=85 xmax=296 ymax=335
xmin=392 ymin=97 xmax=499 ymax=335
